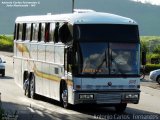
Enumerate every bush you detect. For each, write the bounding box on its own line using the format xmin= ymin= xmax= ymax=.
xmin=0 ymin=35 xmax=13 ymax=52
xmin=140 ymin=40 xmax=149 ymax=53
xmin=145 ymin=64 xmax=160 ymax=73
xmin=147 ymin=53 xmax=160 ymax=64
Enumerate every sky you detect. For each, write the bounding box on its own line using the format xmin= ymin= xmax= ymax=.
xmin=131 ymin=0 xmax=160 ymax=6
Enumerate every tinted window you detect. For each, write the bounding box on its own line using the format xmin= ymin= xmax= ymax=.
xmin=18 ymin=23 xmax=23 ymax=40
xmin=45 ymin=23 xmax=50 ymax=42
xmin=40 ymin=23 xmax=45 ymax=41
xmin=49 ymin=23 xmax=55 ymax=42
xmin=74 ymin=24 xmax=139 ymax=43
xmin=32 ymin=23 xmax=39 ymax=41
xmin=26 ymin=23 xmax=31 ymax=40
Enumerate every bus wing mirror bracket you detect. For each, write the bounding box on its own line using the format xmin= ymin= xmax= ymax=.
xmin=142 ymin=51 xmax=146 ymax=65
xmin=67 ymin=49 xmax=73 ymax=64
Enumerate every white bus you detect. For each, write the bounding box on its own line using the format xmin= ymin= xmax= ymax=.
xmin=13 ymin=10 xmax=142 ymax=112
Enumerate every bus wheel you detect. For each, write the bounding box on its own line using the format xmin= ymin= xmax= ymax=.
xmin=30 ymin=74 xmax=36 ymax=99
xmin=24 ymin=79 xmax=30 ymax=98
xmin=2 ymin=70 xmax=5 ymax=77
xmin=61 ymin=83 xmax=68 ymax=108
xmin=115 ymin=103 xmax=127 ymax=113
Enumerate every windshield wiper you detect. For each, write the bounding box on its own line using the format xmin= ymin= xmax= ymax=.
xmin=94 ymin=51 xmax=107 ymax=75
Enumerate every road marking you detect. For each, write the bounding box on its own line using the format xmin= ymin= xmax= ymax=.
xmin=27 ymin=107 xmax=35 ymax=113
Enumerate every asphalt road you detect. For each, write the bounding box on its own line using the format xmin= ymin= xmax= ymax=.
xmin=0 ymin=52 xmax=160 ymax=120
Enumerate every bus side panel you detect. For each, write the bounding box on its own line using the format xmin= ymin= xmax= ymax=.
xmin=14 ymin=42 xmax=23 ymax=87
xmin=42 ymin=62 xmax=50 ymax=98
xmin=67 ymin=78 xmax=74 ymax=104
xmin=49 ymin=64 xmax=61 ymax=101
xmin=35 ymin=61 xmax=43 ymax=95
xmin=14 ymin=58 xmax=23 ymax=88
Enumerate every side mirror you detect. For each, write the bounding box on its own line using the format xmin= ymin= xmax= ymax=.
xmin=59 ymin=23 xmax=72 ymax=43
xmin=141 ymin=51 xmax=146 ymax=65
xmin=67 ymin=49 xmax=73 ymax=64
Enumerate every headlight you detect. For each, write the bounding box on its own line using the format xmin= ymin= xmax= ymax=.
xmin=79 ymin=94 xmax=94 ymax=99
xmin=125 ymin=94 xmax=139 ymax=99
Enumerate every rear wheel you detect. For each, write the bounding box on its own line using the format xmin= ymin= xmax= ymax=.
xmin=115 ymin=103 xmax=127 ymax=113
xmin=30 ymin=75 xmax=36 ymax=99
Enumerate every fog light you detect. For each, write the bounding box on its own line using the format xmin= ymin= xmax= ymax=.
xmin=79 ymin=94 xmax=94 ymax=99
xmin=125 ymin=94 xmax=138 ymax=99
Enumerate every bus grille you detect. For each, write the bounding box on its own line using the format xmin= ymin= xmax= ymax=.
xmin=96 ymin=94 xmax=121 ymax=103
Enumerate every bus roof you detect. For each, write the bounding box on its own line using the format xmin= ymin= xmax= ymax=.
xmin=15 ymin=11 xmax=137 ymax=25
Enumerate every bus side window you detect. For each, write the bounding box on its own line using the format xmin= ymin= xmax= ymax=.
xmin=32 ymin=23 xmax=39 ymax=42
xmin=16 ymin=23 xmax=20 ymax=40
xmin=26 ymin=23 xmax=31 ymax=40
xmin=45 ymin=23 xmax=50 ymax=42
xmin=38 ymin=23 xmax=41 ymax=42
xmin=50 ymin=22 xmax=55 ymax=42
xmin=14 ymin=24 xmax=16 ymax=40
xmin=18 ymin=23 xmax=23 ymax=40
xmin=54 ymin=22 xmax=59 ymax=43
xmin=22 ymin=23 xmax=26 ymax=41
xmin=30 ymin=23 xmax=33 ymax=41
xmin=40 ymin=23 xmax=45 ymax=42
xmin=59 ymin=23 xmax=72 ymax=43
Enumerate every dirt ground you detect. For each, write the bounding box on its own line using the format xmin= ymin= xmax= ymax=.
xmin=141 ymin=75 xmax=160 ymax=90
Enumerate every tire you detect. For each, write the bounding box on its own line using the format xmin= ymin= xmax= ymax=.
xmin=156 ymin=76 xmax=160 ymax=84
xmin=2 ymin=70 xmax=5 ymax=77
xmin=30 ymin=75 xmax=36 ymax=99
xmin=115 ymin=103 xmax=127 ymax=113
xmin=24 ymin=79 xmax=30 ymax=98
xmin=60 ymin=82 xmax=68 ymax=108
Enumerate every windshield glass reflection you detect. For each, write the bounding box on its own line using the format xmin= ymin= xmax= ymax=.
xmin=80 ymin=42 xmax=109 ymax=74
xmin=110 ymin=43 xmax=139 ymax=75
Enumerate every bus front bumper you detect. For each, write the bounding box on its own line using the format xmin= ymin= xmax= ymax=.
xmin=73 ymin=90 xmax=140 ymax=105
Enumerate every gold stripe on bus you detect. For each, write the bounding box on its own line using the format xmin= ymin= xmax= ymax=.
xmin=33 ymin=67 xmax=73 ymax=86
xmin=34 ymin=69 xmax=60 ymax=82
xmin=16 ymin=43 xmax=29 ymax=53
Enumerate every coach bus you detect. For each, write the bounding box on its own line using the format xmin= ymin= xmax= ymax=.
xmin=13 ymin=10 xmax=143 ymax=112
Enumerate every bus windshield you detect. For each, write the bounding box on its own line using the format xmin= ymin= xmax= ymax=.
xmin=75 ymin=42 xmax=140 ymax=76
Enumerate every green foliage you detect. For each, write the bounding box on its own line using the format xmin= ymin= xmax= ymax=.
xmin=140 ymin=36 xmax=160 ymax=53
xmin=0 ymin=35 xmax=13 ymax=52
xmin=147 ymin=53 xmax=160 ymax=63
xmin=140 ymin=36 xmax=160 ymax=42
xmin=140 ymin=40 xmax=149 ymax=52
xmin=140 ymin=36 xmax=160 ymax=64
xmin=145 ymin=64 xmax=160 ymax=73
xmin=153 ymin=45 xmax=160 ymax=54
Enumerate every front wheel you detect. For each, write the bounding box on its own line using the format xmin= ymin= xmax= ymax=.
xmin=115 ymin=103 xmax=127 ymax=113
xmin=61 ymin=83 xmax=68 ymax=108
